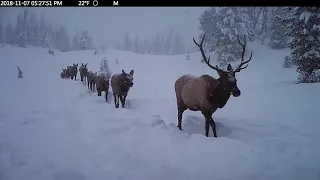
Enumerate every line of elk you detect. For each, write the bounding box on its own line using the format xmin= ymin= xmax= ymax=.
xmin=60 ymin=34 xmax=252 ymax=138
xmin=60 ymin=63 xmax=135 ymax=109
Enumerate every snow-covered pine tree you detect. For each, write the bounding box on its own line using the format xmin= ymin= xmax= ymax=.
xmin=15 ymin=13 xmax=27 ymax=47
xmin=78 ymin=30 xmax=92 ymax=50
xmin=213 ymin=7 xmax=254 ymax=66
xmin=27 ymin=14 xmax=38 ymax=46
xmin=164 ymin=29 xmax=174 ymax=55
xmin=0 ymin=23 xmax=3 ymax=44
xmin=44 ymin=23 xmax=54 ymax=49
xmin=123 ymin=32 xmax=132 ymax=51
xmin=278 ymin=7 xmax=320 ymax=83
xmin=198 ymin=7 xmax=219 ymax=52
xmin=269 ymin=7 xmax=288 ymax=49
xmin=173 ymin=33 xmax=185 ymax=55
xmin=72 ymin=31 xmax=79 ymax=50
xmin=114 ymin=41 xmax=121 ymax=50
xmin=186 ymin=52 xmax=190 ymax=60
xmin=134 ymin=35 xmax=140 ymax=53
xmin=37 ymin=14 xmax=46 ymax=47
xmin=54 ymin=25 xmax=71 ymax=51
xmin=5 ymin=23 xmax=14 ymax=45
xmin=241 ymin=7 xmax=263 ymax=36
xmin=99 ymin=57 xmax=112 ymax=79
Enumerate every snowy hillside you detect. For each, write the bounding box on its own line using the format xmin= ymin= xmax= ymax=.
xmin=1 ymin=43 xmax=320 ymax=180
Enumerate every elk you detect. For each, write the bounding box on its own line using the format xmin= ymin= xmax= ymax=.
xmin=65 ymin=66 xmax=71 ymax=79
xmin=68 ymin=63 xmax=78 ymax=81
xmin=96 ymin=74 xmax=110 ymax=102
xmin=111 ymin=70 xmax=134 ymax=108
xmin=60 ymin=68 xmax=67 ymax=78
xmin=79 ymin=63 xmax=88 ymax=84
xmin=87 ymin=71 xmax=97 ymax=92
xmin=174 ymin=34 xmax=252 ymax=137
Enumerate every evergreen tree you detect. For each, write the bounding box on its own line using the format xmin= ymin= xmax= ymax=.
xmin=173 ymin=33 xmax=185 ymax=54
xmin=72 ymin=31 xmax=79 ymax=50
xmin=215 ymin=7 xmax=254 ymax=65
xmin=54 ymin=25 xmax=70 ymax=51
xmin=0 ymin=23 xmax=3 ymax=44
xmin=37 ymin=14 xmax=46 ymax=47
xmin=123 ymin=32 xmax=132 ymax=51
xmin=186 ymin=52 xmax=190 ymax=60
xmin=134 ymin=34 xmax=140 ymax=53
xmin=78 ymin=30 xmax=92 ymax=50
xmin=198 ymin=7 xmax=219 ymax=52
xmin=278 ymin=7 xmax=320 ymax=83
xmin=199 ymin=7 xmax=254 ymax=66
xmin=15 ymin=13 xmax=27 ymax=47
xmin=27 ymin=14 xmax=38 ymax=46
xmin=44 ymin=23 xmax=54 ymax=49
xmin=99 ymin=56 xmax=112 ymax=79
xmin=5 ymin=23 xmax=14 ymax=45
xmin=269 ymin=7 xmax=288 ymax=49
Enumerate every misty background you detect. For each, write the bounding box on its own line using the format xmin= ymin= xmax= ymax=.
xmin=0 ymin=7 xmax=319 ymax=83
xmin=0 ymin=7 xmax=206 ymax=52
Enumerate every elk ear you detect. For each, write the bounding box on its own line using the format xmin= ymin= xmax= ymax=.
xmin=73 ymin=63 xmax=75 ymax=66
xmin=130 ymin=70 xmax=134 ymax=75
xmin=122 ymin=69 xmax=126 ymax=74
xmin=82 ymin=63 xmax=84 ymax=66
xmin=227 ymin=64 xmax=233 ymax=72
xmin=85 ymin=63 xmax=88 ymax=67
xmin=76 ymin=63 xmax=78 ymax=66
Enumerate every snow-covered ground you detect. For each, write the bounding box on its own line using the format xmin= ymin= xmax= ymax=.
xmin=0 ymin=43 xmax=320 ymax=180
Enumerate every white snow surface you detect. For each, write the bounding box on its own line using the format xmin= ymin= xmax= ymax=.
xmin=1 ymin=43 xmax=320 ymax=180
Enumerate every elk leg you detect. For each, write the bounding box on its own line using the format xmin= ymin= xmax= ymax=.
xmin=202 ymin=111 xmax=216 ymax=137
xmin=105 ymin=91 xmax=108 ymax=102
xmin=114 ymin=94 xmax=119 ymax=108
xmin=209 ymin=117 xmax=217 ymax=138
xmin=120 ymin=95 xmax=126 ymax=108
xmin=177 ymin=108 xmax=186 ymax=130
xmin=205 ymin=119 xmax=210 ymax=137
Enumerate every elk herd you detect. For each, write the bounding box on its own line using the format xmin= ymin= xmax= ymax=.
xmin=60 ymin=34 xmax=252 ymax=138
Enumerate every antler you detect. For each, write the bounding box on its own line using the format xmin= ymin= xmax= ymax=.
xmin=234 ymin=35 xmax=252 ymax=73
xmin=193 ymin=34 xmax=222 ymax=71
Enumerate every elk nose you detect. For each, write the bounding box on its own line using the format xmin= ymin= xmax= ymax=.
xmin=130 ymin=82 xmax=133 ymax=87
xmin=232 ymin=89 xmax=241 ymax=97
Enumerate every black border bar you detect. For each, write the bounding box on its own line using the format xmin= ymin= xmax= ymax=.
xmin=9 ymin=0 xmax=319 ymax=7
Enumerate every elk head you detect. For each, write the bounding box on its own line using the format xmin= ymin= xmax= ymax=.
xmin=81 ymin=63 xmax=88 ymax=68
xmin=193 ymin=34 xmax=252 ymax=97
xmin=121 ymin=69 xmax=134 ymax=87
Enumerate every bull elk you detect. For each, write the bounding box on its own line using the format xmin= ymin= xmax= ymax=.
xmin=174 ymin=34 xmax=252 ymax=137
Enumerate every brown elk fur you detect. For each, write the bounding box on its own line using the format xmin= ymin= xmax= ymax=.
xmin=87 ymin=71 xmax=97 ymax=92
xmin=111 ymin=70 xmax=134 ymax=108
xmin=174 ymin=34 xmax=252 ymax=137
xmin=96 ymin=74 xmax=110 ymax=102
xmin=68 ymin=63 xmax=78 ymax=81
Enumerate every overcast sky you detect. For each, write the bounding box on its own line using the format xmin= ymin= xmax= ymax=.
xmin=1 ymin=7 xmax=207 ymax=50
